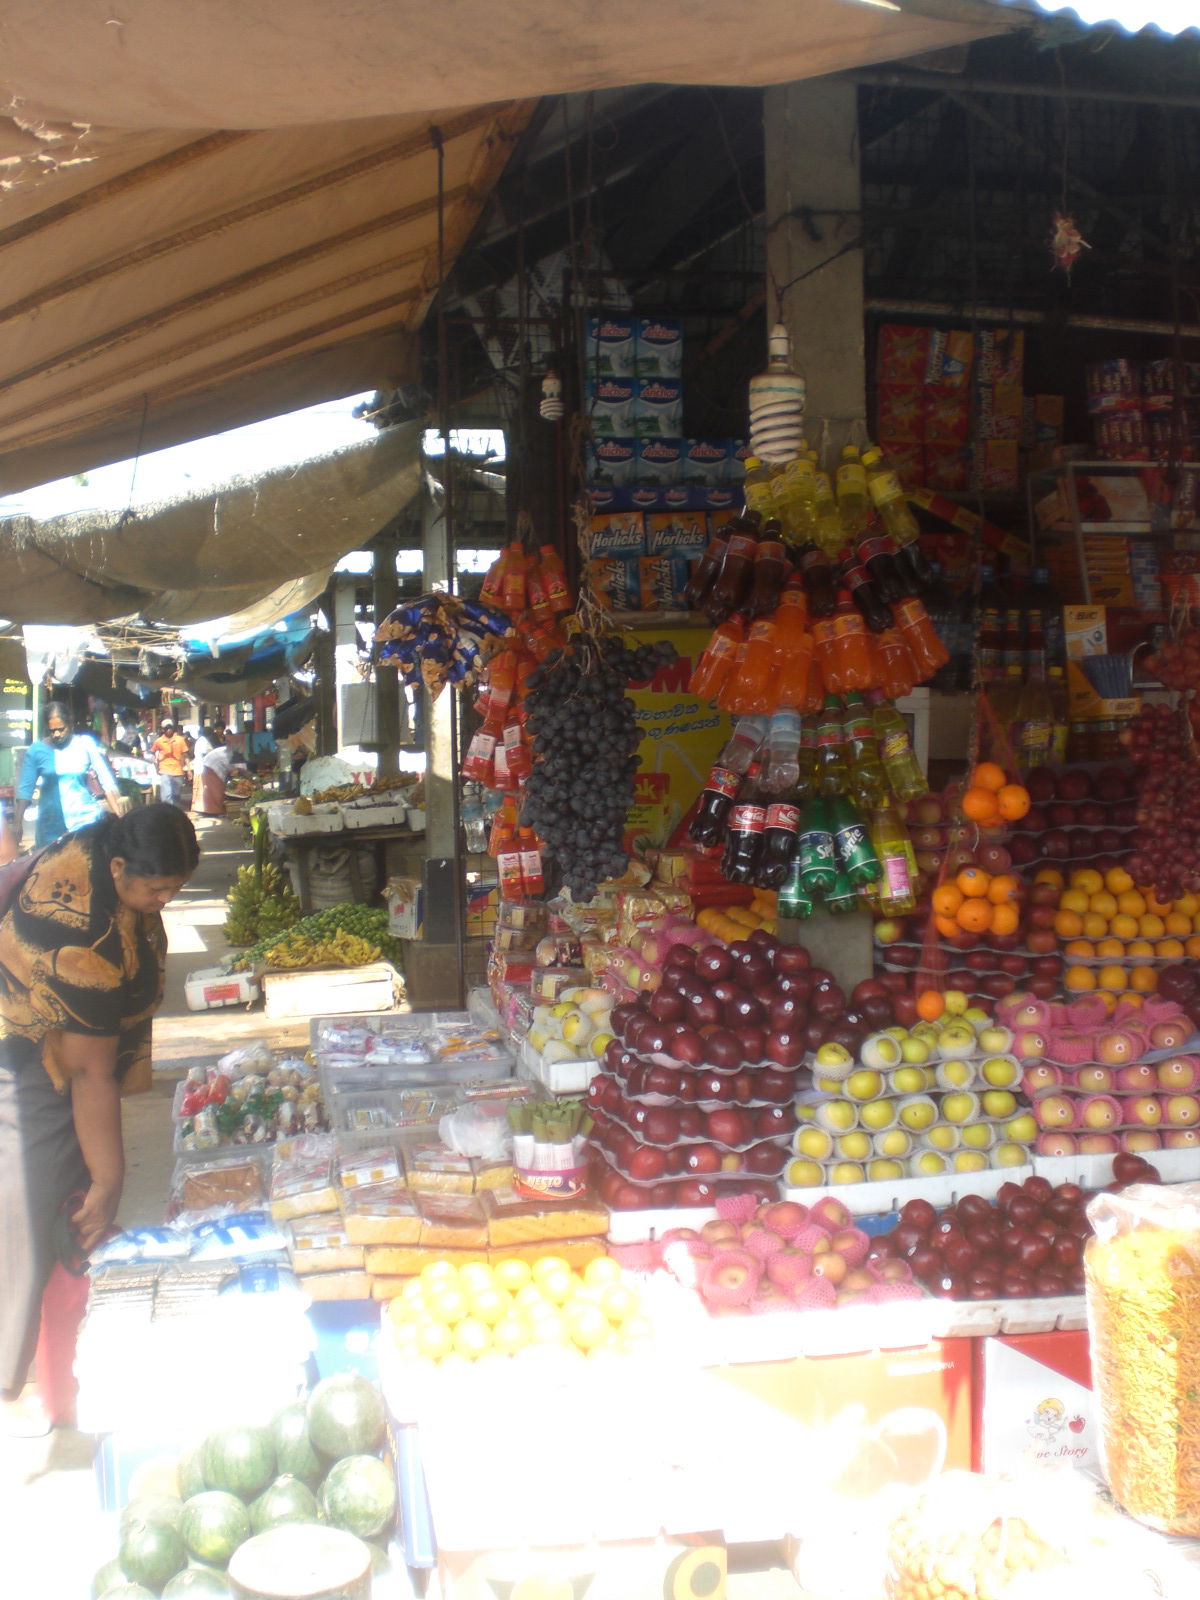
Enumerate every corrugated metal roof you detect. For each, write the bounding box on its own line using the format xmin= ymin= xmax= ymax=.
xmin=1014 ymin=0 xmax=1198 ymax=32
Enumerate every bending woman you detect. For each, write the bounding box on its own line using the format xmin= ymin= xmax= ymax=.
xmin=0 ymin=803 xmax=199 ymax=1435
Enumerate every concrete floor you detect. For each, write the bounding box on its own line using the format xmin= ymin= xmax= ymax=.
xmin=2 ymin=816 xmax=803 ymax=1599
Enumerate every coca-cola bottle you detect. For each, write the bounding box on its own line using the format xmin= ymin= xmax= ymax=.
xmin=688 ymin=715 xmax=766 ymax=848
xmin=706 ymin=512 xmax=761 ymax=623
xmin=841 ymin=559 xmax=894 ymax=633
xmin=854 ymin=523 xmax=910 ymax=604
xmin=755 ymin=785 xmax=801 ymax=888
xmin=745 ymin=518 xmax=791 ymax=620
xmin=685 ymin=519 xmax=733 ymax=610
xmin=721 ymin=770 xmax=767 ymax=883
xmin=797 ymin=539 xmax=838 ymax=619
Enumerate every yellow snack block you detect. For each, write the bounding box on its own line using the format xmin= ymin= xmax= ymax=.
xmin=341 ymin=1184 xmax=422 ymax=1246
xmin=481 ymin=1185 xmax=608 ymax=1247
xmin=304 ymin=1270 xmax=373 ymax=1302
xmin=416 ymin=1192 xmax=489 ymax=1251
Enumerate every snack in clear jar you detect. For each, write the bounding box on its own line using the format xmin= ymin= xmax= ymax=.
xmin=886 ymin=1474 xmax=1067 ymax=1600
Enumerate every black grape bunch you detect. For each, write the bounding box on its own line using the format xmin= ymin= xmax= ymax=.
xmin=520 ymin=634 xmax=677 ymax=901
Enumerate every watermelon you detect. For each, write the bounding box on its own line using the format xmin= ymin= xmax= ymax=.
xmin=99 ymin=1588 xmax=156 ymax=1600
xmin=120 ymin=1494 xmax=184 ymax=1534
xmin=91 ymin=1558 xmax=129 ymax=1598
xmin=119 ymin=1515 xmax=187 ymax=1594
xmin=179 ymin=1491 xmax=252 ymax=1569
xmin=250 ymin=1474 xmax=320 ymax=1534
xmin=270 ymin=1402 xmax=323 ymax=1488
xmin=318 ymin=1454 xmax=397 ymax=1540
xmin=162 ymin=1569 xmax=232 ymax=1597
xmin=177 ymin=1446 xmax=208 ymax=1501
xmin=200 ymin=1426 xmax=275 ymax=1501
xmin=306 ymin=1374 xmax=385 ymax=1460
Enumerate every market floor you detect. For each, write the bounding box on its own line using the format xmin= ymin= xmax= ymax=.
xmin=2 ymin=814 xmax=804 ymax=1598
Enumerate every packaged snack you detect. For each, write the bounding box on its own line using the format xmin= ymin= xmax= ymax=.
xmin=190 ymin=1212 xmax=289 ymax=1262
xmin=341 ymin=1183 xmax=422 ymax=1246
xmin=480 ymin=1186 xmax=608 ymax=1247
xmin=173 ymin=1155 xmax=266 ymax=1218
xmin=416 ymin=1193 xmax=489 ymax=1250
xmin=304 ymin=1270 xmax=374 ymax=1302
xmin=287 ymin=1216 xmax=366 ymax=1275
xmin=269 ymin=1135 xmax=340 ymax=1221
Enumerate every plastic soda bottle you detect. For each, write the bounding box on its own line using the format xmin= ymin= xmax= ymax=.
xmin=812 ymin=463 xmax=845 ymax=556
xmin=688 ymin=716 xmax=767 ymax=847
xmin=778 ymin=854 xmax=814 ymax=918
xmin=688 ymin=614 xmax=745 ymax=700
xmin=841 ymin=562 xmax=894 ymax=636
xmin=795 ymin=714 xmax=818 ymax=800
xmin=742 ymin=457 xmax=777 ymax=521
xmin=755 ymin=786 xmax=801 ymax=889
xmin=815 ymin=695 xmax=852 ymax=796
xmin=870 ymin=627 xmax=917 ymax=700
xmin=797 ymin=540 xmax=838 ymax=620
xmin=867 ymin=689 xmax=926 ymax=801
xmin=841 ymin=692 xmax=888 ymax=807
xmin=775 ymin=455 xmax=818 ymax=546
xmin=746 ymin=519 xmax=791 ymax=619
xmin=861 ymin=446 xmax=920 ymax=544
xmin=538 ymin=545 xmax=572 ymax=613
xmin=830 ymin=589 xmax=875 ymax=691
xmin=828 ymin=794 xmax=882 ymax=887
xmin=826 ymin=862 xmax=862 ymax=914
xmin=762 ymin=708 xmax=802 ymax=793
xmin=721 ymin=771 xmax=767 ymax=884
xmin=706 ymin=512 xmax=760 ymax=623
xmin=685 ymin=519 xmax=733 ymax=610
xmin=770 ymin=577 xmax=813 ymax=709
xmin=836 ymin=445 xmax=870 ymax=539
xmin=797 ymin=797 xmax=837 ymax=895
xmin=727 ymin=615 xmax=777 ymax=713
xmin=854 ymin=524 xmax=909 ymax=604
xmin=892 ymin=595 xmax=950 ymax=679
xmin=869 ymin=802 xmax=918 ymax=913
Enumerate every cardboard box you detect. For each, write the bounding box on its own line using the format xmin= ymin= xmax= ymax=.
xmin=682 ymin=438 xmax=730 ymax=485
xmin=924 ymin=389 xmax=972 ymax=445
xmin=975 ymin=438 xmax=1020 ymax=494
xmin=646 ymin=510 xmax=708 ymax=559
xmin=184 ymin=967 xmax=260 ymax=1011
xmin=924 ymin=444 xmax=970 ymax=493
xmin=590 ymin=555 xmax=642 ymax=611
xmin=585 ymin=314 xmax=636 ymax=377
xmin=925 ymin=329 xmax=973 ymax=389
xmin=587 ymin=375 xmax=636 ymax=435
xmin=634 ymin=377 xmax=683 ymax=438
xmin=635 ymin=315 xmax=684 ymax=377
xmin=589 ymin=435 xmax=637 ymax=485
xmin=439 ymin=1538 xmax=726 ymax=1600
xmin=976 ymin=327 xmax=1024 ymax=390
xmin=975 ymin=1329 xmax=1098 ymax=1479
xmin=588 ymin=510 xmax=646 ymax=556
xmin=879 ymin=442 xmax=924 ymax=489
xmin=876 ymin=383 xmax=924 ymax=443
xmin=876 ymin=323 xmax=930 ymax=386
xmin=386 ymin=876 xmax=422 ymax=939
xmin=262 ymin=963 xmax=403 ymax=1019
xmin=636 ymin=435 xmax=684 ymax=486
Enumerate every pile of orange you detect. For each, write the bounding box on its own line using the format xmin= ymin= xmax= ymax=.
xmin=960 ymin=761 xmax=1031 ymax=828
xmin=385 ymin=1254 xmax=649 ymax=1366
xmin=697 ymin=891 xmax=776 ymax=943
xmin=932 ymin=862 xmax=1022 ymax=940
xmin=1043 ymin=864 xmax=1200 ymax=994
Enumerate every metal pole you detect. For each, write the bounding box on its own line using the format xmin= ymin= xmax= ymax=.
xmin=850 ymin=67 xmax=1200 ymax=114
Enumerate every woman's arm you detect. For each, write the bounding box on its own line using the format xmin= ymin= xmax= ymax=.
xmin=55 ymin=1031 xmax=124 ymax=1251
xmin=87 ymin=738 xmax=125 ymax=815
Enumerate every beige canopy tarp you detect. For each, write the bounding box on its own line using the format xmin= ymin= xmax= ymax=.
xmin=0 ymin=0 xmax=1023 ymax=499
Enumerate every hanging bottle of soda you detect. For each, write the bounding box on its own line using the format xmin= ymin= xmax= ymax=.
xmin=815 ymin=695 xmax=852 ymax=796
xmin=854 ymin=521 xmax=910 ymax=604
xmin=841 ymin=561 xmax=894 ymax=635
xmin=745 ymin=518 xmax=791 ymax=619
xmin=761 ymin=708 xmax=802 ymax=793
xmin=867 ymin=689 xmax=926 ymax=801
xmin=716 ymin=641 xmax=751 ymax=714
xmin=892 ymin=595 xmax=950 ymax=680
xmin=778 ymin=854 xmax=814 ymax=919
xmin=795 ymin=714 xmax=818 ymax=800
xmin=828 ymin=588 xmax=876 ymax=691
xmin=826 ymin=862 xmax=862 ymax=914
xmin=501 ymin=545 xmax=529 ymax=615
xmin=688 ymin=614 xmax=745 ymax=700
xmin=688 ymin=716 xmax=767 ymax=847
xmin=869 ymin=802 xmax=918 ymax=914
xmin=480 ymin=545 xmax=511 ymax=609
xmin=841 ymin=691 xmax=888 ymax=807
xmin=836 ymin=444 xmax=870 ymax=540
xmin=685 ymin=518 xmax=733 ymax=611
xmin=869 ymin=627 xmax=918 ymax=700
xmin=538 ymin=544 xmax=572 ymax=613
xmin=706 ymin=511 xmax=761 ymax=623
xmin=797 ymin=797 xmax=837 ymax=895
xmin=828 ymin=793 xmax=882 ymax=888
xmin=770 ymin=577 xmax=813 ymax=710
xmin=725 ymin=614 xmax=777 ymax=714
xmin=721 ymin=768 xmax=767 ymax=883
xmin=860 ymin=445 xmax=936 ymax=589
xmin=756 ymin=785 xmax=801 ymax=889
xmin=797 ymin=538 xmax=838 ymax=619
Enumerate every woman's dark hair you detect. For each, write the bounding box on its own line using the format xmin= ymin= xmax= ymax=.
xmin=93 ymin=803 xmax=200 ymax=879
xmin=43 ymin=701 xmax=73 ymax=733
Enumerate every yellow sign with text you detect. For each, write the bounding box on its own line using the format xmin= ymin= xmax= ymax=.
xmin=624 ymin=624 xmax=729 ymax=850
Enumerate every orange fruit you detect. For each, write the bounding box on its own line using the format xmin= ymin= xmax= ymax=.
xmin=989 ymin=903 xmax=1019 ymax=937
xmin=1165 ymin=912 xmax=1192 ymax=936
xmin=1059 ymin=889 xmax=1090 ymax=916
xmin=962 ymin=787 xmax=1000 ymax=824
xmin=932 ymin=884 xmax=965 ymax=917
xmin=996 ymin=784 xmax=1031 ymax=822
xmin=1175 ymin=893 xmax=1199 ymax=916
xmin=1054 ymin=909 xmax=1084 ymax=939
xmin=1105 ymin=866 xmax=1134 ymax=895
xmin=956 ymin=867 xmax=991 ymax=898
xmin=1156 ymin=938 xmax=1186 ymax=959
xmin=1035 ymin=868 xmax=1065 ymax=888
xmin=1130 ymin=965 xmax=1158 ymax=993
xmin=1139 ymin=914 xmax=1166 ymax=939
xmin=1123 ymin=991 xmax=1145 ymax=1010
xmin=934 ymin=914 xmax=961 ymax=941
xmin=1116 ymin=891 xmax=1146 ymax=919
xmin=916 ymin=990 xmax=946 ymax=1022
xmin=1187 ymin=935 xmax=1200 ymax=960
xmin=1065 ymin=966 xmax=1097 ymax=992
xmin=1096 ymin=937 xmax=1125 ymax=960
xmin=1088 ymin=891 xmax=1118 ymax=920
xmin=1095 ymin=991 xmax=1120 ymax=1015
xmin=1144 ymin=893 xmax=1173 ymax=918
xmin=1071 ymin=868 xmax=1104 ymax=895
xmin=1110 ymin=916 xmax=1140 ymax=942
xmin=1081 ymin=912 xmax=1109 ymax=941
xmin=986 ymin=874 xmax=1019 ymax=904
xmin=971 ymin=761 xmax=1007 ymax=793
xmin=1064 ymin=939 xmax=1096 ymax=958
xmin=956 ymin=898 xmax=993 ymax=934
xmin=1098 ymin=965 xmax=1128 ymax=992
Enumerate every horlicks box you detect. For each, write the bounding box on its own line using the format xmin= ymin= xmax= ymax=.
xmin=682 ymin=438 xmax=730 ymax=486
xmin=589 ymin=436 xmax=637 ymax=486
xmin=585 ymin=314 xmax=637 ymax=377
xmin=636 ymin=435 xmax=683 ymax=487
xmin=586 ymin=376 xmax=636 ymax=436
xmin=646 ymin=511 xmax=708 ymax=561
xmin=587 ymin=510 xmax=646 ymax=557
xmin=636 ymin=316 xmax=684 ymax=378
xmin=589 ymin=556 xmax=641 ymax=612
xmin=638 ymin=555 xmax=689 ymax=611
xmin=634 ymin=377 xmax=683 ymax=437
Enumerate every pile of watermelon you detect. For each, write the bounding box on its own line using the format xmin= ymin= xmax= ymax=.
xmin=93 ymin=1374 xmax=397 ymax=1599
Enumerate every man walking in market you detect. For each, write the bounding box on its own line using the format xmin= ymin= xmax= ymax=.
xmin=150 ymin=718 xmax=191 ymax=810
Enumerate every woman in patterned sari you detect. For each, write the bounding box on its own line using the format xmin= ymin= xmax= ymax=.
xmin=0 ymin=803 xmax=199 ymax=1435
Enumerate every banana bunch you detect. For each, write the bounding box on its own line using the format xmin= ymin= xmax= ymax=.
xmin=223 ymin=862 xmax=301 ymax=947
xmin=260 ymin=927 xmax=379 ymax=970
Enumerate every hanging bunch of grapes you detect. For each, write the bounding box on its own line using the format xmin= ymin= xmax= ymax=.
xmin=520 ymin=633 xmax=676 ymax=900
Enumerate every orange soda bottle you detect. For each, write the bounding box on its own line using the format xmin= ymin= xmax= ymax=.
xmin=830 ymin=591 xmax=873 ymax=692
xmin=870 ymin=627 xmax=917 ymax=699
xmin=801 ymin=652 xmax=826 ymax=713
xmin=689 ymin=614 xmax=745 ymax=700
xmin=721 ymin=617 xmax=776 ymax=714
xmin=892 ymin=596 xmax=950 ymax=680
xmin=770 ymin=578 xmax=813 ymax=710
xmin=539 ymin=544 xmax=572 ymax=613
xmin=811 ymin=610 xmax=844 ymax=694
xmin=501 ymin=545 xmax=528 ymax=614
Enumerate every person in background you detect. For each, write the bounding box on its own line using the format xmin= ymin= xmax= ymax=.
xmin=13 ymin=703 xmax=125 ymax=850
xmin=190 ymin=723 xmax=225 ymax=811
xmin=0 ymin=804 xmax=199 ymax=1435
xmin=150 ymin=719 xmax=190 ymax=809
xmin=195 ymin=729 xmax=240 ymax=817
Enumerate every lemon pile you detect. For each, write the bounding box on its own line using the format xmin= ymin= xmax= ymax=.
xmin=385 ymin=1255 xmax=650 ymax=1365
xmin=1048 ymin=865 xmax=1200 ymax=994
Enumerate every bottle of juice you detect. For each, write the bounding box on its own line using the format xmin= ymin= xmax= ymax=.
xmin=841 ymin=692 xmax=888 ymax=807
xmin=812 ymin=462 xmax=845 ymax=556
xmin=775 ymin=455 xmax=818 ymax=546
xmin=868 ymin=689 xmax=926 ymax=801
xmin=501 ymin=545 xmax=529 ymax=614
xmin=869 ymin=802 xmax=918 ymax=914
xmin=770 ymin=577 xmax=813 ymax=708
xmin=861 ymin=444 xmax=936 ymax=589
xmin=480 ymin=544 xmax=514 ymax=609
xmin=811 ymin=607 xmax=845 ymax=694
xmin=892 ymin=595 xmax=950 ymax=680
xmin=869 ymin=627 xmax=917 ymax=700
xmin=976 ymin=563 xmax=1005 ymax=685
xmin=726 ymin=615 xmax=777 ymax=713
xmin=836 ymin=445 xmax=870 ymax=539
xmin=815 ymin=695 xmax=852 ymax=796
xmin=538 ymin=544 xmax=572 ymax=613
xmin=829 ymin=590 xmax=874 ymax=691
xmin=742 ymin=457 xmax=777 ymax=521
xmin=716 ymin=642 xmax=750 ymax=713
xmin=689 ymin=614 xmax=745 ymax=700
xmin=746 ymin=518 xmax=791 ymax=619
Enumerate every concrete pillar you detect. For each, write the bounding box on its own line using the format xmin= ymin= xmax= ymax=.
xmin=764 ymin=81 xmax=867 ymax=453
xmin=333 ymin=577 xmax=359 ymax=760
xmin=419 ymin=474 xmax=464 ymax=990
xmin=371 ymin=538 xmax=404 ymax=776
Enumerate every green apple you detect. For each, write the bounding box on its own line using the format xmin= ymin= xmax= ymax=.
xmin=941 ymin=1092 xmax=978 ymax=1124
xmin=816 ymin=1100 xmax=858 ymax=1133
xmin=960 ymin=1122 xmax=995 ymax=1150
xmin=953 ymin=1150 xmax=989 ymax=1173
xmin=898 ymin=1038 xmax=931 ymax=1067
xmin=528 ymin=1027 xmax=549 ymax=1053
xmin=845 ymin=1069 xmax=883 ymax=1102
xmin=867 ymin=1159 xmax=905 ymax=1181
xmin=898 ymin=1096 xmax=937 ymax=1132
xmin=883 ymin=1025 xmax=909 ymax=1041
xmin=911 ymin=1022 xmax=940 ymax=1044
xmin=786 ymin=1158 xmax=825 ymax=1187
xmin=963 ymin=1007 xmax=991 ymax=1032
xmin=875 ymin=1128 xmax=913 ymax=1158
xmin=978 ymin=1026 xmax=1014 ymax=1056
xmin=909 ymin=1151 xmax=948 ymax=1176
xmin=796 ymin=1126 xmax=835 ymax=1160
xmin=859 ymin=1099 xmax=897 ymax=1132
xmin=589 ymin=1031 xmax=614 ymax=1059
xmin=1005 ymin=1113 xmax=1038 ymax=1144
xmin=815 ymin=1076 xmax=847 ymax=1095
xmin=942 ymin=989 xmax=970 ymax=1016
xmin=981 ymin=1089 xmax=1017 ymax=1119
xmin=980 ymin=1055 xmax=1018 ymax=1089
xmin=860 ymin=1034 xmax=902 ymax=1070
xmin=814 ymin=1042 xmax=854 ymax=1077
xmin=892 ymin=1065 xmax=928 ymax=1095
xmin=992 ymin=1141 xmax=1029 ymax=1168
xmin=939 ymin=1059 xmax=974 ymax=1088
xmin=937 ymin=1022 xmax=978 ymax=1060
xmin=924 ymin=1123 xmax=960 ymax=1151
xmin=829 ymin=1162 xmax=865 ymax=1185
xmin=836 ymin=1132 xmax=872 ymax=1161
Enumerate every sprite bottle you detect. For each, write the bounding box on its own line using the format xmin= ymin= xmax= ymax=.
xmin=797 ymin=797 xmax=837 ymax=895
xmin=779 ymin=856 xmax=814 ymax=919
xmin=827 ymin=862 xmax=862 ymax=914
xmin=828 ymin=794 xmax=882 ymax=888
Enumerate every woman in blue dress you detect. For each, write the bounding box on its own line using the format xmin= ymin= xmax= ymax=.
xmin=13 ymin=703 xmax=124 ymax=850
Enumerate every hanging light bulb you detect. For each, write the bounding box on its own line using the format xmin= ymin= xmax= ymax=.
xmin=539 ymin=369 xmax=564 ymax=422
